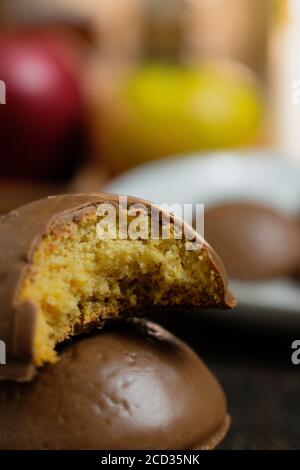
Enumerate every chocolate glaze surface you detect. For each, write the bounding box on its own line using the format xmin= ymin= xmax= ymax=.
xmin=205 ymin=202 xmax=300 ymax=281
xmin=0 ymin=193 xmax=235 ymax=381
xmin=0 ymin=320 xmax=229 ymax=450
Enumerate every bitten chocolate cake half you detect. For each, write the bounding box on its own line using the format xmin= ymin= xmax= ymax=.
xmin=0 ymin=193 xmax=235 ymax=381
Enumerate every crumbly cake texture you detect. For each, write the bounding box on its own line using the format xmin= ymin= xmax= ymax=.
xmin=0 ymin=194 xmax=236 ymax=380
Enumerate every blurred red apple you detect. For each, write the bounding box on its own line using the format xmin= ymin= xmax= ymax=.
xmin=0 ymin=32 xmax=86 ymax=181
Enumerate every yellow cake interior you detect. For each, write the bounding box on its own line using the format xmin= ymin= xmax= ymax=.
xmin=18 ymin=210 xmax=223 ymax=367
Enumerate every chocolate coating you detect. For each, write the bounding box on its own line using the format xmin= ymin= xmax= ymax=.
xmin=0 ymin=193 xmax=235 ymax=381
xmin=0 ymin=320 xmax=229 ymax=450
xmin=205 ymin=202 xmax=300 ymax=281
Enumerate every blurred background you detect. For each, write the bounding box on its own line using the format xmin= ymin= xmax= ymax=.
xmin=0 ymin=0 xmax=270 ymax=209
xmin=1 ymin=0 xmax=300 ymax=450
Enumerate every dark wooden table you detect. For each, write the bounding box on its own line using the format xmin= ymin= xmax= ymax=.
xmin=150 ymin=311 xmax=300 ymax=450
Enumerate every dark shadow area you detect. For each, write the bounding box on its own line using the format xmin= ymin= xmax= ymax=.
xmin=148 ymin=310 xmax=300 ymax=450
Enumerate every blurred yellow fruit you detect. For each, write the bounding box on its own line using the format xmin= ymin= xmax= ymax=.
xmin=92 ymin=61 xmax=264 ymax=173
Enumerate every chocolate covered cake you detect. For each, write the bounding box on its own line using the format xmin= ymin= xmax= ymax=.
xmin=0 ymin=320 xmax=229 ymax=450
xmin=205 ymin=201 xmax=300 ymax=280
xmin=0 ymin=193 xmax=235 ymax=381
